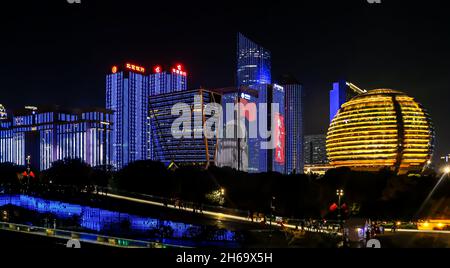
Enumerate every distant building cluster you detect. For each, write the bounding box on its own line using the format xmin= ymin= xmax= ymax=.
xmin=0 ymin=106 xmax=112 ymax=170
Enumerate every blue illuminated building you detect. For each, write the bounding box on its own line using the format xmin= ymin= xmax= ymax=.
xmin=237 ymin=33 xmax=271 ymax=87
xmin=223 ymin=84 xmax=286 ymax=174
xmin=215 ymin=87 xmax=258 ymax=172
xmin=254 ymin=84 xmax=286 ymax=174
xmin=280 ymin=76 xmax=304 ymax=174
xmin=149 ymin=64 xmax=187 ymax=96
xmin=149 ymin=89 xmax=219 ymax=166
xmin=329 ymin=79 xmax=364 ymax=122
xmin=232 ymin=33 xmax=277 ymax=173
xmin=0 ymin=105 xmax=112 ymax=170
xmin=106 ymin=63 xmax=149 ymax=169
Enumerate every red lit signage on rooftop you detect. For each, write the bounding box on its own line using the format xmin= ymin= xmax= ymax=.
xmin=171 ymin=64 xmax=187 ymax=76
xmin=154 ymin=65 xmax=162 ymax=73
xmin=125 ymin=63 xmax=145 ymax=73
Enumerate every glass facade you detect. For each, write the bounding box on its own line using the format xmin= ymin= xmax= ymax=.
xmin=237 ymin=33 xmax=271 ymax=87
xmin=250 ymin=84 xmax=285 ymax=174
xmin=106 ymin=69 xmax=149 ymax=169
xmin=149 ymin=89 xmax=220 ymax=166
xmin=329 ymin=80 xmax=360 ymax=122
xmin=233 ymin=33 xmax=280 ymax=173
xmin=0 ymin=107 xmax=112 ymax=170
xmin=107 ymin=64 xmax=188 ymax=170
xmin=149 ymin=71 xmax=187 ymax=96
xmin=304 ymin=134 xmax=328 ymax=165
xmin=283 ymin=83 xmax=304 ymax=174
xmin=215 ymin=90 xmax=255 ymax=172
xmin=329 ymin=80 xmax=348 ymax=123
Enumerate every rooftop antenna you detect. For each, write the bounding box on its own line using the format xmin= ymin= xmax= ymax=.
xmin=346 ymin=82 xmax=367 ymax=95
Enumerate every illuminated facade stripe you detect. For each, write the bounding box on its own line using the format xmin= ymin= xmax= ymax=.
xmin=326 ymin=89 xmax=434 ymax=175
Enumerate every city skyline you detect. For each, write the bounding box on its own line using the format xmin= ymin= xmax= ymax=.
xmin=0 ymin=0 xmax=449 ymax=160
xmin=1 ymin=0 xmax=450 ymax=252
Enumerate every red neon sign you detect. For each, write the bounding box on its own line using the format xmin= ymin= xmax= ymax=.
xmin=125 ymin=63 xmax=145 ymax=73
xmin=172 ymin=64 xmax=187 ymax=76
xmin=154 ymin=65 xmax=162 ymax=73
xmin=274 ymin=113 xmax=285 ymax=164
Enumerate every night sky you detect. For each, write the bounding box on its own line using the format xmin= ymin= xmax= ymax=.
xmin=1 ymin=0 xmax=449 ymax=159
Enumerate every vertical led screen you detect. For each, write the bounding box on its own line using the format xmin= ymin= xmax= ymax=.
xmin=274 ymin=112 xmax=285 ymax=164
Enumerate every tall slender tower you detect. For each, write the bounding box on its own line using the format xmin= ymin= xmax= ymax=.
xmin=106 ymin=63 xmax=149 ymax=169
xmin=279 ymin=75 xmax=304 ymax=174
xmin=226 ymin=33 xmax=272 ymax=172
xmin=236 ymin=33 xmax=271 ymax=87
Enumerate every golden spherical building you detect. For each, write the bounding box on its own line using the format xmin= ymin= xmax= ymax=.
xmin=326 ymin=89 xmax=434 ymax=174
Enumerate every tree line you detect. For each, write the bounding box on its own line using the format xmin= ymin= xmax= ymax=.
xmin=0 ymin=159 xmax=449 ymax=220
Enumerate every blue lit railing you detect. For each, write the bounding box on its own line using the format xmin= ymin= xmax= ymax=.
xmin=0 ymin=221 xmax=183 ymax=248
xmin=0 ymin=194 xmax=238 ymax=243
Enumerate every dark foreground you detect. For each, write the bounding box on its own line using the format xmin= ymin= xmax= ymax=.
xmin=377 ymin=232 xmax=450 ymax=248
xmin=0 ymin=229 xmax=108 ymax=248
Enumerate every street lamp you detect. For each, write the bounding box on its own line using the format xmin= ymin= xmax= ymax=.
xmin=443 ymin=166 xmax=450 ymax=175
xmin=336 ymin=189 xmax=344 ymax=223
xmin=219 ymin=188 xmax=225 ymax=205
xmin=270 ymin=196 xmax=276 ymax=227
xmin=415 ymin=165 xmax=450 ymax=218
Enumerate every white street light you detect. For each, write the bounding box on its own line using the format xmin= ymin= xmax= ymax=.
xmin=443 ymin=166 xmax=450 ymax=174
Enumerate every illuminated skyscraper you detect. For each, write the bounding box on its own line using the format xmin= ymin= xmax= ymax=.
xmin=279 ymin=75 xmax=304 ymax=174
xmin=329 ymin=80 xmax=349 ymax=123
xmin=250 ymin=84 xmax=285 ymax=174
xmin=149 ymin=89 xmax=219 ymax=166
xmin=216 ymin=87 xmax=258 ymax=172
xmin=149 ymin=64 xmax=187 ymax=96
xmin=235 ymin=33 xmax=274 ymax=173
xmin=329 ymin=80 xmax=366 ymax=122
xmin=106 ymin=63 xmax=149 ymax=169
xmin=237 ymin=33 xmax=271 ymax=87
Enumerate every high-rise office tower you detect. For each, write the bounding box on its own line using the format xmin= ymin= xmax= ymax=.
xmin=106 ymin=63 xmax=149 ymax=169
xmin=304 ymin=134 xmax=328 ymax=165
xmin=149 ymin=88 xmax=219 ymax=167
xmin=149 ymin=64 xmax=187 ymax=96
xmin=236 ymin=33 xmax=271 ymax=87
xmin=279 ymin=75 xmax=304 ymax=174
xmin=329 ymin=80 xmax=365 ymax=122
xmin=329 ymin=80 xmax=348 ymax=122
xmin=249 ymin=84 xmax=285 ymax=174
xmin=215 ymin=87 xmax=258 ymax=172
xmin=234 ymin=33 xmax=272 ymax=173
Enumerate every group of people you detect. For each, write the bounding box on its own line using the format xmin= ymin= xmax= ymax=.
xmin=364 ymin=223 xmax=385 ymax=240
xmin=167 ymin=198 xmax=204 ymax=214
